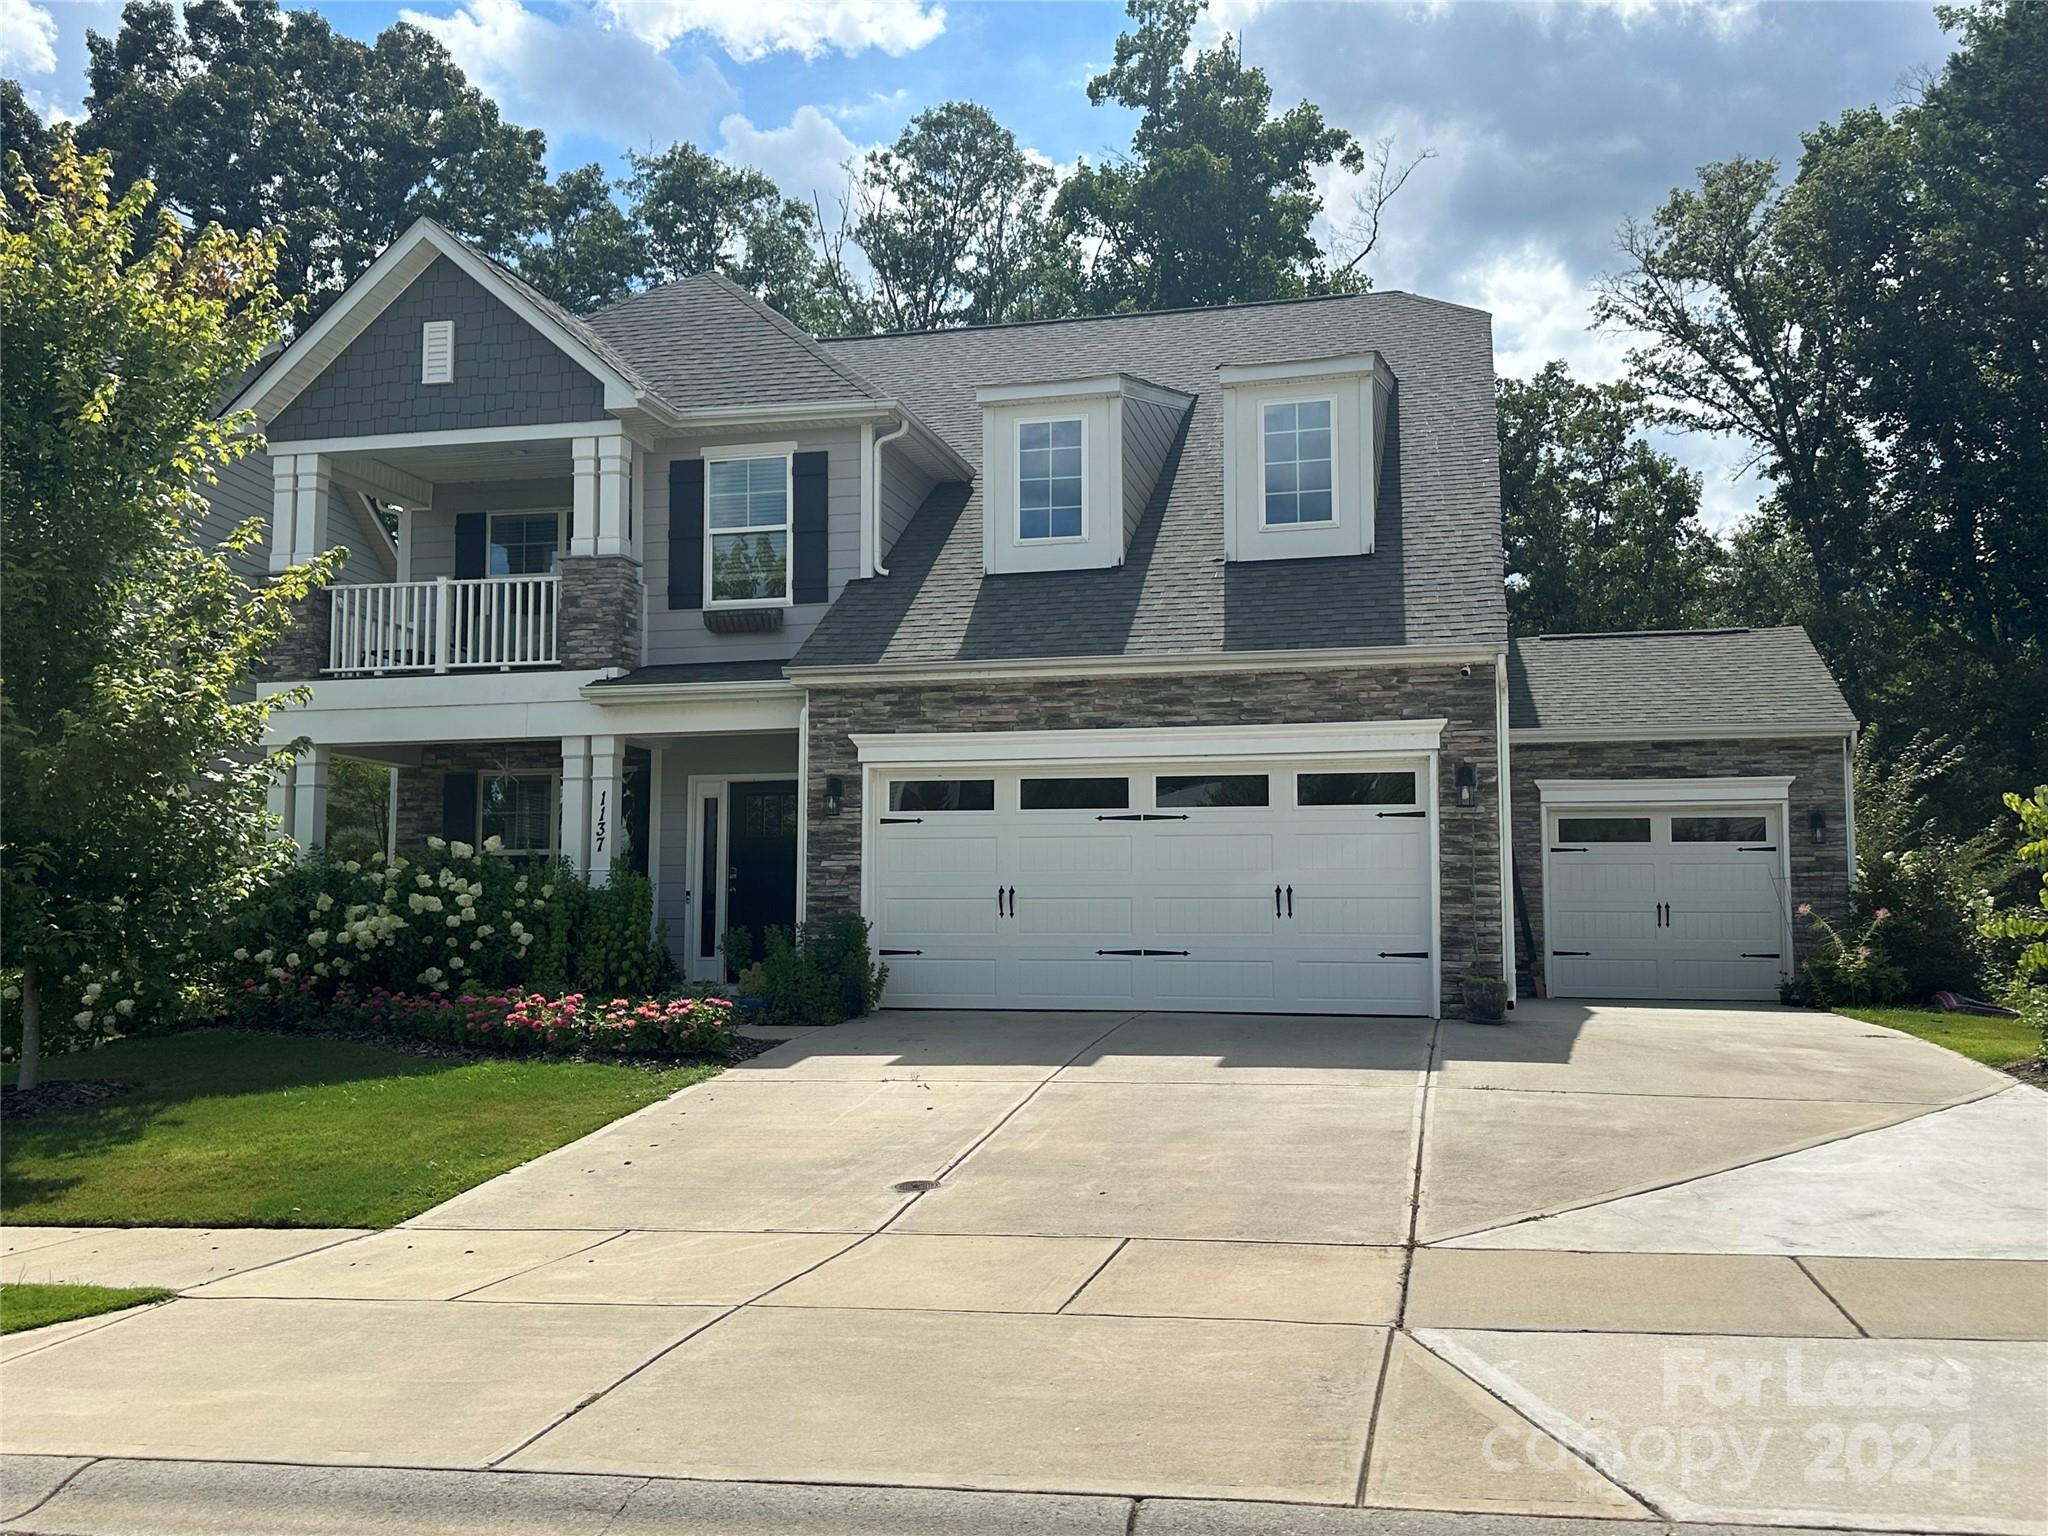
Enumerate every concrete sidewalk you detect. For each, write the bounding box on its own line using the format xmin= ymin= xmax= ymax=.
xmin=2 ymin=1005 xmax=2043 ymax=1533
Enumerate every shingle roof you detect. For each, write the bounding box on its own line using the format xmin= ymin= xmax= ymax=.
xmin=1508 ymin=628 xmax=1857 ymax=734
xmin=587 ymin=659 xmax=792 ymax=688
xmin=586 ymin=273 xmax=888 ymax=410
xmin=790 ymin=291 xmax=1506 ymax=668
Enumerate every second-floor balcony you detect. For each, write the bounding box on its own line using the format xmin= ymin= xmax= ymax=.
xmin=328 ymin=574 xmax=559 ymax=675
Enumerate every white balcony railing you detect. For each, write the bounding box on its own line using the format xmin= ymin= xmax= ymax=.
xmin=326 ymin=574 xmax=559 ymax=675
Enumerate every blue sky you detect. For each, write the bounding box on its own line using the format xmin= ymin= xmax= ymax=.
xmin=6 ymin=0 xmax=1959 ymax=529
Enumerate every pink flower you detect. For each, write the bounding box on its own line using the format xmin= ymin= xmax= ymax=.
xmin=1795 ymin=903 xmax=1813 ymax=917
xmin=1873 ymin=907 xmax=1891 ymax=921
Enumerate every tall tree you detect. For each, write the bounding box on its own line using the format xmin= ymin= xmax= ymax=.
xmin=1055 ymin=0 xmax=1365 ymax=311
xmin=1598 ymin=0 xmax=2047 ymax=830
xmin=80 ymin=0 xmax=549 ymax=324
xmin=826 ymin=102 xmax=1078 ymax=332
xmin=1498 ymin=363 xmax=1727 ymax=635
xmin=623 ymin=143 xmax=841 ymax=330
xmin=0 ymin=81 xmax=58 ymax=180
xmin=518 ymin=163 xmax=644 ymax=313
xmin=1 ymin=144 xmax=338 ymax=1086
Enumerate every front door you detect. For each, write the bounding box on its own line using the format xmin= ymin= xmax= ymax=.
xmin=726 ymin=779 xmax=799 ymax=977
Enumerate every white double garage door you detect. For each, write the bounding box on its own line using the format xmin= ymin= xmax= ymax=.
xmin=867 ymin=750 xmax=1437 ymax=1016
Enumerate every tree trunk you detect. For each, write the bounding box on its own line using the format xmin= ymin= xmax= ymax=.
xmin=17 ymin=962 xmax=42 ymax=1092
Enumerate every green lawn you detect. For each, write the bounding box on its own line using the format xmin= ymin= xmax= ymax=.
xmin=1839 ymin=1005 xmax=2042 ymax=1069
xmin=2 ymin=1029 xmax=715 ymax=1229
xmin=1 ymin=1282 xmax=175 ymax=1334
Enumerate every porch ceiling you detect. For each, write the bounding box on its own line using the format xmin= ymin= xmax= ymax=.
xmin=330 ymin=437 xmax=574 ymax=498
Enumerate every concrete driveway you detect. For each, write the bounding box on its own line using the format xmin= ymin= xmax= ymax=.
xmin=4 ymin=1003 xmax=2045 ymax=1534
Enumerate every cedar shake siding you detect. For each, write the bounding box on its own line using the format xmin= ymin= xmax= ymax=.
xmin=270 ymin=257 xmax=606 ymax=441
xmin=805 ymin=664 xmax=1504 ymax=1011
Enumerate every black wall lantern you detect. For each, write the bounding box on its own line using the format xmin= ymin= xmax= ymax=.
xmin=1454 ymin=761 xmax=1477 ymax=809
xmin=824 ymin=776 xmax=844 ymax=818
xmin=1809 ymin=806 xmax=1827 ymax=845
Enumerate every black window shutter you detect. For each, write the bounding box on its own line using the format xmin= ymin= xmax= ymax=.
xmin=441 ymin=772 xmax=478 ymax=845
xmin=453 ymin=513 xmax=488 ymax=579
xmin=669 ymin=458 xmax=705 ymax=610
xmin=792 ymin=450 xmax=829 ymax=604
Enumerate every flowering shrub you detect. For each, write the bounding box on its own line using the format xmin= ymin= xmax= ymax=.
xmin=230 ymin=978 xmax=736 ymax=1059
xmin=214 ymin=837 xmax=672 ymax=1005
xmin=1783 ymin=903 xmax=1908 ymax=1007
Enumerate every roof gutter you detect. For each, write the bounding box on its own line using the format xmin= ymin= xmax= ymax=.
xmin=869 ymin=412 xmax=913 ymax=577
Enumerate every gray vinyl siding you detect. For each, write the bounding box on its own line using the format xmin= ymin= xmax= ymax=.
xmin=654 ymin=733 xmax=801 ymax=970
xmin=404 ymin=480 xmax=573 ymax=580
xmin=199 ymin=450 xmax=389 ymax=586
xmin=1120 ymin=395 xmax=1185 ymax=549
xmin=878 ymin=443 xmax=939 ymax=565
xmin=643 ymin=426 xmax=862 ymax=667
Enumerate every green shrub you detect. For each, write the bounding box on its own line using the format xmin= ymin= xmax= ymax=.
xmin=1785 ymin=905 xmax=1908 ymax=1008
xmin=1856 ymin=845 xmax=1995 ymax=999
xmin=1982 ymin=785 xmax=2048 ymax=1057
xmin=742 ymin=915 xmax=888 ymax=1026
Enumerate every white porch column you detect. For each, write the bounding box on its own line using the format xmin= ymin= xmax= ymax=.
xmin=289 ymin=745 xmax=330 ymax=854
xmin=265 ymin=762 xmax=295 ymax=843
xmin=570 ymin=434 xmax=639 ymax=561
xmin=586 ymin=735 xmax=627 ymax=885
xmin=269 ymin=454 xmax=333 ymax=574
xmin=559 ymin=735 xmax=592 ymax=874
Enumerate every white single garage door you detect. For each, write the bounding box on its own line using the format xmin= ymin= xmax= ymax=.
xmin=870 ymin=760 xmax=1435 ymax=1015
xmin=1544 ymin=805 xmax=1789 ymax=1001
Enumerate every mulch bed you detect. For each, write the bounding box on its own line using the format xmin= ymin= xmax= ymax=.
xmin=222 ymin=1021 xmax=783 ymax=1071
xmin=1 ymin=1079 xmax=134 ymax=1119
xmin=2003 ymin=1056 xmax=2048 ymax=1088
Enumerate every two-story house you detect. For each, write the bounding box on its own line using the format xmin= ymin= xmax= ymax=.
xmin=230 ymin=218 xmax=1858 ymax=1014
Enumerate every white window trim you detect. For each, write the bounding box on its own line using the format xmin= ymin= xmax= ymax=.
xmin=476 ymin=769 xmax=561 ymax=857
xmin=702 ymin=445 xmax=795 ymax=610
xmin=1258 ymin=393 xmax=1339 ymax=532
xmin=485 ymin=509 xmax=565 ymax=579
xmin=1012 ymin=413 xmax=1088 ymax=547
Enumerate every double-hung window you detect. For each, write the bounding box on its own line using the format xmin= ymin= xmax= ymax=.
xmin=1262 ymin=399 xmax=1334 ymax=526
xmin=479 ymin=772 xmax=557 ymax=855
xmin=488 ymin=512 xmax=560 ymax=576
xmin=706 ymin=454 xmax=792 ymax=604
xmin=1017 ymin=418 xmax=1083 ymax=542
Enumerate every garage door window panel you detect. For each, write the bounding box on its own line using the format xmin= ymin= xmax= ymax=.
xmin=889 ymin=780 xmax=995 ymax=813
xmin=1556 ymin=816 xmax=1652 ymax=843
xmin=1673 ymin=814 xmax=1770 ymax=842
xmin=1297 ymin=771 xmax=1417 ymax=807
xmin=1156 ymin=774 xmax=1271 ymax=809
xmin=1020 ymin=776 xmax=1130 ymax=810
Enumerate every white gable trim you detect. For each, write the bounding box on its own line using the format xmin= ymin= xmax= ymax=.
xmin=228 ymin=219 xmax=662 ymax=426
xmin=1536 ymin=776 xmax=1794 ymax=807
xmin=852 ymin=718 xmax=1448 ymax=767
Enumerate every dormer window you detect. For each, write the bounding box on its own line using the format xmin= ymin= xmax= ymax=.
xmin=1219 ymin=352 xmax=1391 ymax=563
xmin=1261 ymin=399 xmax=1334 ymax=527
xmin=975 ymin=374 xmax=1192 ymax=576
xmin=1017 ymin=418 xmax=1085 ymax=542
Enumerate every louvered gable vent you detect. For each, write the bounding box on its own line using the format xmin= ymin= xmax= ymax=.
xmin=421 ymin=320 xmax=455 ymax=385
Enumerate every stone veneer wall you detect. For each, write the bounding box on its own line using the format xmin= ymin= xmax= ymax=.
xmin=392 ymin=741 xmax=560 ymax=852
xmin=254 ymin=590 xmax=331 ymax=683
xmin=1508 ymin=736 xmax=1852 ymax=979
xmin=804 ymin=664 xmax=1504 ymax=1012
xmin=558 ymin=556 xmax=642 ymax=671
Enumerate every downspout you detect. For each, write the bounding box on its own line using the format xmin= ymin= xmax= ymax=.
xmin=1843 ymin=728 xmax=1860 ymax=891
xmin=1496 ymin=651 xmax=1516 ymax=1005
xmin=870 ymin=413 xmax=912 ymax=578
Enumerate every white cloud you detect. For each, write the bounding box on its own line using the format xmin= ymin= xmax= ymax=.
xmin=829 ymin=87 xmax=911 ymax=125
xmin=719 ymin=106 xmax=864 ymax=216
xmin=1452 ymin=242 xmax=1634 ymax=383
xmin=402 ymin=0 xmax=737 ymax=152
xmin=603 ymin=0 xmax=945 ymax=62
xmin=1 ymin=0 xmax=58 ymax=75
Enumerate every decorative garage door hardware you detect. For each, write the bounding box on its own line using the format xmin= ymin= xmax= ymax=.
xmin=879 ymin=948 xmax=923 ymax=957
xmin=1379 ymin=950 xmax=1430 ymax=959
xmin=1095 ymin=949 xmax=1193 ymax=957
xmin=1656 ymin=902 xmax=1670 ymax=927
xmin=1271 ymin=885 xmax=1294 ymax=917
xmin=996 ymin=886 xmax=1016 ymax=916
xmin=1553 ymin=950 xmax=1592 ymax=957
xmin=1550 ymin=845 xmax=1588 ymax=852
xmin=1741 ymin=952 xmax=1783 ymax=959
xmin=879 ymin=816 xmax=923 ymax=824
xmin=1739 ymin=844 xmax=1777 ymax=852
xmin=1094 ymin=812 xmax=1191 ymax=821
xmin=1376 ymin=810 xmax=1428 ymax=819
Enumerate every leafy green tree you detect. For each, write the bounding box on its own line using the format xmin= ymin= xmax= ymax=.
xmin=624 ymin=143 xmax=842 ymax=331
xmin=324 ymin=757 xmax=393 ymax=863
xmin=517 ymin=163 xmax=644 ymax=313
xmin=1597 ymin=0 xmax=2047 ymax=835
xmin=1983 ymin=785 xmax=2048 ymax=1054
xmin=79 ymin=0 xmax=549 ymax=323
xmin=1 ymin=144 xmax=338 ymax=1086
xmin=0 ymin=81 xmax=58 ymax=180
xmin=1498 ymin=363 xmax=1727 ymax=635
xmin=1055 ymin=0 xmax=1366 ymax=311
xmin=826 ymin=102 xmax=1078 ymax=331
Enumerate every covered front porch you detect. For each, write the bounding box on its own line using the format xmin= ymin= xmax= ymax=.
xmin=263 ymin=670 xmax=806 ymax=980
